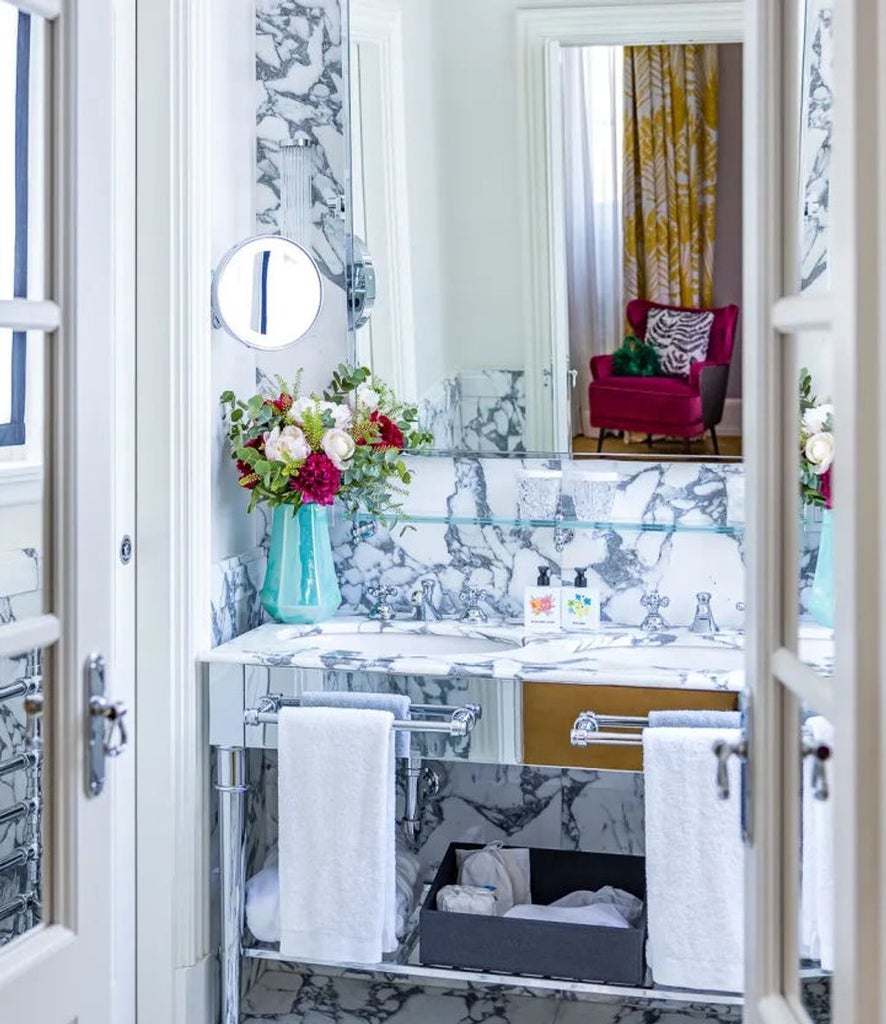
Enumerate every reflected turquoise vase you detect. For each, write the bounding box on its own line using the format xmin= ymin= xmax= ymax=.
xmin=807 ymin=509 xmax=834 ymax=628
xmin=261 ymin=504 xmax=342 ymax=624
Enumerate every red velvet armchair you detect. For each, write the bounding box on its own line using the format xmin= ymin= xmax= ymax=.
xmin=589 ymin=299 xmax=740 ymax=454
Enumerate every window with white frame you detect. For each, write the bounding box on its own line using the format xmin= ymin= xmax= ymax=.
xmin=1 ymin=5 xmax=40 ymax=450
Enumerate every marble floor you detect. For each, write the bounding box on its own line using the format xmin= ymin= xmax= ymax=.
xmin=240 ymin=968 xmax=745 ymax=1024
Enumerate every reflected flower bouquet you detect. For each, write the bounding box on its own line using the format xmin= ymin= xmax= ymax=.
xmin=799 ymin=368 xmax=834 ymax=509
xmin=221 ymin=365 xmax=432 ymax=518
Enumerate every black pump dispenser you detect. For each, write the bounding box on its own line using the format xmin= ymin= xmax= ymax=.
xmin=574 ymin=568 xmax=588 ymax=588
xmin=536 ymin=565 xmax=552 ymax=586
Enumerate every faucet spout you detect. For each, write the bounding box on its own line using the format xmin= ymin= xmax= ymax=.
xmin=411 ymin=578 xmax=442 ymax=621
xmin=691 ymin=592 xmax=719 ymax=634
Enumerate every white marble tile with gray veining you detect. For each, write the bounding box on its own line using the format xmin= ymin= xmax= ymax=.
xmin=256 ymin=0 xmax=346 ymax=284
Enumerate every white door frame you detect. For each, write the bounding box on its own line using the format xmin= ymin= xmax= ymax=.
xmin=0 ymin=0 xmax=135 ymax=1020
xmin=135 ymin=0 xmax=215 ymax=1021
xmin=516 ymin=1 xmax=743 ymax=451
xmin=744 ymin=0 xmax=885 ymax=1021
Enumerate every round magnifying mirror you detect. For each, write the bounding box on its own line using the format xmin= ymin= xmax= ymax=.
xmin=211 ymin=235 xmax=324 ymax=350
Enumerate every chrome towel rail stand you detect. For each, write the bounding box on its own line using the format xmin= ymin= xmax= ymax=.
xmin=216 ymin=697 xmax=484 ymax=1024
xmin=244 ymin=693 xmax=482 ymax=737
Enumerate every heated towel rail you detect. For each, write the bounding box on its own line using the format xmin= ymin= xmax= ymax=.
xmin=0 ymin=668 xmax=43 ymax=942
xmin=215 ymin=697 xmax=484 ymax=1024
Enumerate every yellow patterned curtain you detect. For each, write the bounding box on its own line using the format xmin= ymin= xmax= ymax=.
xmin=623 ymin=45 xmax=719 ymax=308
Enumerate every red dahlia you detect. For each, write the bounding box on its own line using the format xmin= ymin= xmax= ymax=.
xmin=292 ymin=452 xmax=341 ymax=505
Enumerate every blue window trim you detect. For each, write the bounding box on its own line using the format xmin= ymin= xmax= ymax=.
xmin=0 ymin=12 xmax=30 ymax=448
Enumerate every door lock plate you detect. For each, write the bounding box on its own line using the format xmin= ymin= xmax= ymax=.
xmin=86 ymin=654 xmax=128 ymax=797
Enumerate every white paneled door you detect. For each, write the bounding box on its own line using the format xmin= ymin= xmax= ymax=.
xmin=0 ymin=1 xmax=134 ymax=1022
xmin=745 ymin=1 xmax=882 ymax=1023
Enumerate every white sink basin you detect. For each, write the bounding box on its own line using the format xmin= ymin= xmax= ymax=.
xmin=274 ymin=628 xmax=518 ymax=658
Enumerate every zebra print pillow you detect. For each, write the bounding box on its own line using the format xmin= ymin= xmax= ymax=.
xmin=645 ymin=308 xmax=714 ymax=377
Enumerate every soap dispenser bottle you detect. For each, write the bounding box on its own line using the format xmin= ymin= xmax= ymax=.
xmin=561 ymin=566 xmax=601 ymax=631
xmin=524 ymin=564 xmax=560 ymax=630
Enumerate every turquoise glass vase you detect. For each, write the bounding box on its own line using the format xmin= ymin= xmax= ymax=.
xmin=261 ymin=504 xmax=342 ymax=624
xmin=807 ymin=508 xmax=834 ymax=628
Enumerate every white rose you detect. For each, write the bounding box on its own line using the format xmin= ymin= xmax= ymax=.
xmin=321 ymin=427 xmax=356 ymax=469
xmin=264 ymin=424 xmax=310 ymax=463
xmin=805 ymin=431 xmax=835 ymax=474
xmin=319 ymin=401 xmax=352 ymax=428
xmin=802 ymin=403 xmax=834 ymax=434
xmin=356 ymin=383 xmax=381 ymax=411
xmin=289 ymin=397 xmax=314 ymax=425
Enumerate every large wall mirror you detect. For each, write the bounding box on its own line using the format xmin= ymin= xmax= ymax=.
xmin=345 ymin=1 xmax=744 ymax=461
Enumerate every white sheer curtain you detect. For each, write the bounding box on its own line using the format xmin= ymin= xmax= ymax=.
xmin=562 ymin=46 xmax=623 ymax=438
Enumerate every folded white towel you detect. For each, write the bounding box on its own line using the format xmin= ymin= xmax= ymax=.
xmin=801 ymin=716 xmax=834 ymax=971
xmin=246 ymin=843 xmax=420 ymax=944
xmin=643 ymin=727 xmax=744 ymax=993
xmin=301 ymin=690 xmax=412 ymax=758
xmin=278 ymin=706 xmax=397 ymax=963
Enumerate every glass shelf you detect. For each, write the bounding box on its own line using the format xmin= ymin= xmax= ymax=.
xmin=352 ymin=511 xmax=744 ymax=537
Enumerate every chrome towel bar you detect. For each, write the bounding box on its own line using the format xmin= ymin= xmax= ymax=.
xmin=0 ymin=799 xmax=38 ymax=829
xmin=0 ymin=844 xmax=38 ymax=876
xmin=0 ymin=751 xmax=39 ymax=779
xmin=244 ymin=702 xmax=481 ymax=738
xmin=0 ymin=677 xmax=39 ymax=705
xmin=0 ymin=892 xmax=35 ymax=923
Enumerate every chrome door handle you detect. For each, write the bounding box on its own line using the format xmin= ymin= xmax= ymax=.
xmin=86 ymin=653 xmax=128 ymax=796
xmin=89 ymin=694 xmax=129 ymax=757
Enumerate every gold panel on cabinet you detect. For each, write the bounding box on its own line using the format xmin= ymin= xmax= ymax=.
xmin=522 ymin=683 xmax=739 ymax=771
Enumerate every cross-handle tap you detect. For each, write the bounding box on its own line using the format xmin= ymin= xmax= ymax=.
xmin=459 ymin=586 xmax=488 ymax=624
xmin=640 ymin=590 xmax=670 ymax=632
xmin=691 ymin=591 xmax=719 ymax=634
xmin=367 ymin=584 xmax=397 ymax=621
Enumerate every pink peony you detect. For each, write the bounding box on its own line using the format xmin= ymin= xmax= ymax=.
xmin=292 ymin=451 xmax=341 ymax=505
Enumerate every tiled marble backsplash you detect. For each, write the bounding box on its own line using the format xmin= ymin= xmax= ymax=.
xmin=419 ymin=371 xmax=527 ymax=454
xmin=212 ymin=456 xmax=750 ymax=641
xmin=331 ymin=456 xmax=747 ymax=632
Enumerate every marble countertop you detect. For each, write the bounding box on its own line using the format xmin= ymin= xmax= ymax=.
xmin=203 ymin=615 xmax=781 ymax=691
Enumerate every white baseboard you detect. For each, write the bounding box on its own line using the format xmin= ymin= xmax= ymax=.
xmin=720 ymin=397 xmax=743 ymax=437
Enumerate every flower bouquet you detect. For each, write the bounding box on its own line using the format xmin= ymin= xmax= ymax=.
xmin=799 ymin=368 xmax=834 ymax=627
xmin=799 ymin=368 xmax=834 ymax=509
xmin=221 ymin=365 xmax=432 ymax=623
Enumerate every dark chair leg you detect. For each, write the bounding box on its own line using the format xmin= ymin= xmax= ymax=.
xmin=684 ymin=438 xmax=691 ymax=455
xmin=645 ymin=434 xmax=653 ymax=448
xmin=710 ymin=426 xmax=720 ymax=456
xmin=596 ymin=431 xmax=606 ymax=453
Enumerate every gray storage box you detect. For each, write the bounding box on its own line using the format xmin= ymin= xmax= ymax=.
xmin=420 ymin=843 xmax=646 ymax=985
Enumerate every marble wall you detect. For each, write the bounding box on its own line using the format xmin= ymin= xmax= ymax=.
xmin=331 ymin=456 xmax=746 ymax=632
xmin=419 ymin=371 xmax=527 ymax=455
xmin=799 ymin=1 xmax=833 ymax=293
xmin=256 ymin=0 xmax=347 ymax=286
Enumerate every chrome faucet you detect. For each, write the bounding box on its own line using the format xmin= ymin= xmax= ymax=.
xmin=367 ymin=584 xmax=397 ymax=622
xmin=410 ymin=578 xmax=442 ymax=621
xmin=691 ymin=591 xmax=719 ymax=634
xmin=640 ymin=591 xmax=670 ymax=632
xmin=459 ymin=586 xmax=488 ymax=624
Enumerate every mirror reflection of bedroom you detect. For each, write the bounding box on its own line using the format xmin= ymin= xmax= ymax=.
xmin=348 ymin=8 xmax=743 ymax=460
xmin=563 ymin=43 xmax=743 ymax=459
